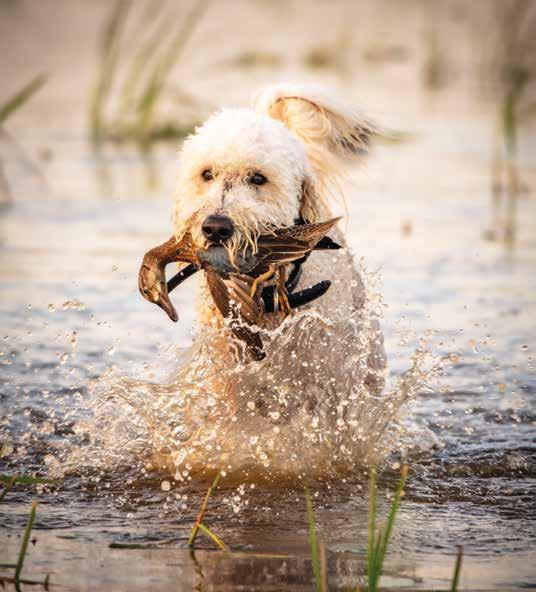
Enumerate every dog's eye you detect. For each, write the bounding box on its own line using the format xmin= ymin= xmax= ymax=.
xmin=249 ymin=173 xmax=267 ymax=186
xmin=202 ymin=169 xmax=213 ymax=181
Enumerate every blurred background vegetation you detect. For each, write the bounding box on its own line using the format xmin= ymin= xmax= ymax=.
xmin=0 ymin=0 xmax=534 ymax=242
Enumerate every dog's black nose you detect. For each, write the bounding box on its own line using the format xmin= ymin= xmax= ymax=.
xmin=202 ymin=215 xmax=234 ymax=243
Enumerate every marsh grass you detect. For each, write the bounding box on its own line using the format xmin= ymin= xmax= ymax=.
xmin=422 ymin=30 xmax=447 ymax=91
xmin=0 ymin=476 xmax=17 ymax=502
xmin=0 ymin=474 xmax=60 ymax=504
xmin=14 ymin=502 xmax=38 ymax=586
xmin=0 ymin=501 xmax=50 ymax=591
xmin=305 ymin=469 xmax=408 ymax=592
xmin=0 ymin=75 xmax=46 ymax=205
xmin=0 ymin=475 xmax=60 ymax=486
xmin=484 ymin=0 xmax=536 ymax=243
xmin=366 ymin=466 xmax=408 ymax=592
xmin=303 ymin=30 xmax=351 ymax=77
xmin=0 ymin=76 xmax=46 ymax=126
xmin=224 ymin=50 xmax=282 ymax=69
xmin=450 ymin=546 xmax=463 ymax=592
xmin=304 ymin=486 xmax=323 ymax=592
xmin=90 ymin=0 xmax=209 ymax=148
xmin=89 ymin=0 xmax=129 ymax=143
xmin=305 ymin=466 xmax=463 ymax=591
xmin=0 ymin=474 xmax=59 ymax=588
xmin=188 ymin=471 xmax=229 ymax=552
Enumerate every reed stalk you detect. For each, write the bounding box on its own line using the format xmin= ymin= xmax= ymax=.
xmin=14 ymin=501 xmax=38 ymax=588
xmin=366 ymin=466 xmax=408 ymax=592
xmin=198 ymin=523 xmax=229 ymax=552
xmin=0 ymin=474 xmax=61 ymax=486
xmin=0 ymin=76 xmax=46 ymax=126
xmin=304 ymin=485 xmax=324 ymax=592
xmin=450 ymin=546 xmax=463 ymax=592
xmin=134 ymin=0 xmax=209 ymax=145
xmin=89 ymin=0 xmax=130 ymax=143
xmin=90 ymin=0 xmax=208 ymax=146
xmin=188 ymin=471 xmax=221 ymax=549
xmin=0 ymin=476 xmax=17 ymax=502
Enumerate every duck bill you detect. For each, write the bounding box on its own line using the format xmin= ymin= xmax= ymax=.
xmin=156 ymin=293 xmax=179 ymax=323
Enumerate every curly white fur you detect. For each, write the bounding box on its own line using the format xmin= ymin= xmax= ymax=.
xmin=171 ymin=83 xmax=383 ymax=374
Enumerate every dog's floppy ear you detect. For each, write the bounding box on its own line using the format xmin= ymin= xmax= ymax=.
xmin=253 ymin=83 xmax=374 ymax=191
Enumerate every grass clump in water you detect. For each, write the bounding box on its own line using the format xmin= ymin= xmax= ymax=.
xmin=306 ymin=466 xmax=463 ymax=591
xmin=484 ymin=0 xmax=536 ymax=244
xmin=0 ymin=501 xmax=51 ymax=591
xmin=0 ymin=75 xmax=46 ymax=205
xmin=366 ymin=466 xmax=407 ymax=592
xmin=90 ymin=0 xmax=209 ymax=148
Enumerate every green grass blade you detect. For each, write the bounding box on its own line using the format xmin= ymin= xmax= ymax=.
xmin=450 ymin=545 xmax=463 ymax=592
xmin=188 ymin=471 xmax=221 ymax=548
xmin=14 ymin=501 xmax=37 ymax=584
xmin=367 ymin=468 xmax=378 ymax=591
xmin=0 ymin=75 xmax=46 ymax=126
xmin=0 ymin=476 xmax=17 ymax=502
xmin=367 ymin=466 xmax=408 ymax=591
xmin=0 ymin=474 xmax=61 ymax=486
xmin=374 ymin=466 xmax=408 ymax=575
xmin=304 ymin=486 xmax=323 ymax=592
xmin=198 ymin=523 xmax=229 ymax=552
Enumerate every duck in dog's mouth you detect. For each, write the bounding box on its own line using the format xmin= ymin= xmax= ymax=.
xmin=138 ymin=217 xmax=342 ymax=359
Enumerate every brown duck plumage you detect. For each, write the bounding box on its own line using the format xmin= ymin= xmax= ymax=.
xmin=138 ymin=217 xmax=341 ymax=359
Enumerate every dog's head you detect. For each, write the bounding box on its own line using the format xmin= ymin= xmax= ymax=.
xmin=172 ymin=84 xmax=373 ymax=266
xmin=172 ymin=108 xmax=315 ymax=267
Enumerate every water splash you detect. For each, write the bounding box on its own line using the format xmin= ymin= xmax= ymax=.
xmin=59 ymin=265 xmax=437 ymax=485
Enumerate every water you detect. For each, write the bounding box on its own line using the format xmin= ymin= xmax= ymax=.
xmin=1 ymin=123 xmax=535 ymax=590
xmin=1 ymin=0 xmax=536 ymax=585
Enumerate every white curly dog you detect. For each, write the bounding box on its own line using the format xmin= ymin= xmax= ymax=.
xmin=141 ymin=84 xmax=389 ymax=479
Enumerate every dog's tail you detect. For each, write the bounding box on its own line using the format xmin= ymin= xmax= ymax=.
xmin=252 ymin=83 xmax=374 ymax=195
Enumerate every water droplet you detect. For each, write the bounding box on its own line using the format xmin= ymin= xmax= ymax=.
xmin=161 ymin=480 xmax=171 ymax=492
xmin=62 ymin=299 xmax=86 ymax=311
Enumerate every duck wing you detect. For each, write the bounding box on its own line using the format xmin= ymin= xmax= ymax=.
xmin=205 ymin=269 xmax=265 ymax=361
xmin=276 ymin=217 xmax=341 ymax=244
xmin=251 ymin=217 xmax=341 ymax=274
